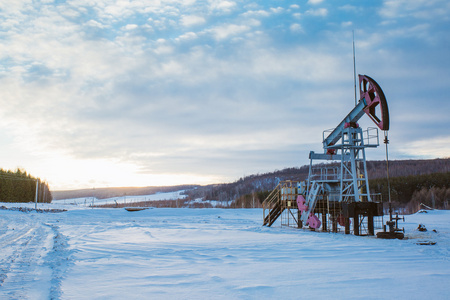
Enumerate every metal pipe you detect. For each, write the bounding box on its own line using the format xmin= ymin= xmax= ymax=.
xmin=384 ymin=131 xmax=392 ymax=222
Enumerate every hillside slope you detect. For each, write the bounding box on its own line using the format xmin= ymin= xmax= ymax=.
xmin=186 ymin=158 xmax=449 ymax=203
xmin=52 ymin=158 xmax=449 ymax=207
xmin=52 ymin=185 xmax=198 ymax=200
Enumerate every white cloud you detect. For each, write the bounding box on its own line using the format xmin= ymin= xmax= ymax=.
xmin=209 ymin=24 xmax=251 ymax=40
xmin=59 ymin=8 xmax=82 ymax=18
xmin=403 ymin=137 xmax=450 ymax=158
xmin=308 ymin=0 xmax=325 ymax=5
xmin=181 ymin=15 xmax=206 ymax=27
xmin=386 ymin=23 xmax=431 ymax=40
xmin=341 ymin=21 xmax=353 ymax=27
xmin=270 ymin=7 xmax=284 ymax=14
xmin=209 ymin=0 xmax=236 ymax=12
xmin=247 ymin=47 xmax=345 ymax=83
xmin=0 ymin=1 xmax=29 ymax=14
xmin=339 ymin=5 xmax=359 ymax=12
xmin=306 ymin=8 xmax=328 ymax=17
xmin=380 ymin=0 xmax=450 ymax=19
xmin=176 ymin=31 xmax=198 ymax=41
xmin=153 ymin=39 xmax=174 ymax=54
xmin=123 ymin=24 xmax=138 ymax=30
xmin=290 ymin=23 xmax=304 ymax=33
xmin=85 ymin=19 xmax=106 ymax=28
xmin=241 ymin=10 xmax=271 ymax=18
xmin=244 ymin=18 xmax=261 ymax=27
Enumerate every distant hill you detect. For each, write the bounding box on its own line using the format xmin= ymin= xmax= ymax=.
xmin=185 ymin=158 xmax=450 ymax=203
xmin=52 ymin=158 xmax=449 ymax=208
xmin=52 ymin=185 xmax=199 ymax=200
xmin=366 ymin=158 xmax=449 ymax=179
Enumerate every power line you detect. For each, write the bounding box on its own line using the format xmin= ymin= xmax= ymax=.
xmin=0 ymin=175 xmax=38 ymax=181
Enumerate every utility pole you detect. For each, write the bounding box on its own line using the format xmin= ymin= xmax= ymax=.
xmin=35 ymin=179 xmax=39 ymax=210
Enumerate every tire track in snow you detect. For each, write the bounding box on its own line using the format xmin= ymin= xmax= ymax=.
xmin=0 ymin=215 xmax=39 ymax=287
xmin=44 ymin=224 xmax=74 ymax=299
xmin=0 ymin=213 xmax=73 ymax=299
xmin=0 ymin=215 xmax=52 ymax=299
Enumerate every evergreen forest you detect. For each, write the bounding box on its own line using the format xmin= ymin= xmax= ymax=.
xmin=187 ymin=158 xmax=449 ymax=213
xmin=0 ymin=169 xmax=52 ymax=203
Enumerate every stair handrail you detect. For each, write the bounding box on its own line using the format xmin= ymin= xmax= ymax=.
xmin=262 ymin=182 xmax=281 ymax=207
xmin=262 ymin=182 xmax=282 ymax=222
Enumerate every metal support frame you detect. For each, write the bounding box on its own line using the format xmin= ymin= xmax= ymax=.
xmin=280 ymin=181 xmax=300 ymax=227
xmin=309 ymin=126 xmax=379 ymax=204
xmin=333 ymin=126 xmax=372 ymax=203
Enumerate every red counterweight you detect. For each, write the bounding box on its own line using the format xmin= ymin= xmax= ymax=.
xmin=359 ymin=74 xmax=389 ymax=131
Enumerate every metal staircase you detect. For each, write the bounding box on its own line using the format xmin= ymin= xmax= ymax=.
xmin=300 ymin=181 xmax=322 ymax=225
xmin=263 ymin=201 xmax=283 ymax=227
xmin=262 ymin=181 xmax=299 ymax=227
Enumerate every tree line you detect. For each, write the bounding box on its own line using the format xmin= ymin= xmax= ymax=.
xmin=229 ymin=171 xmax=449 ymax=212
xmin=185 ymin=158 xmax=449 ymax=213
xmin=370 ymin=172 xmax=449 ymax=213
xmin=0 ymin=168 xmax=52 ymax=203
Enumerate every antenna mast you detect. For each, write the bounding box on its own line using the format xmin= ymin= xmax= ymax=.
xmin=353 ymin=30 xmax=357 ymax=106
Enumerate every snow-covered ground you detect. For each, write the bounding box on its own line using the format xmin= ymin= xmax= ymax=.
xmin=185 ymin=197 xmax=230 ymax=207
xmin=52 ymin=190 xmax=188 ymax=207
xmin=0 ymin=203 xmax=449 ymax=299
xmin=52 ymin=190 xmax=230 ymax=208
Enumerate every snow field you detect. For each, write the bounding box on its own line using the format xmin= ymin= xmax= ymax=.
xmin=0 ymin=205 xmax=449 ymax=299
xmin=0 ymin=210 xmax=70 ymax=299
xmin=52 ymin=190 xmax=188 ymax=207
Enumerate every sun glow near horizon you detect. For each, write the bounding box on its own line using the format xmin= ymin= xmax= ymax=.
xmin=17 ymin=153 xmax=223 ymax=191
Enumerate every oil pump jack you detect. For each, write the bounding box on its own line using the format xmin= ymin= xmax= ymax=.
xmin=263 ymin=74 xmax=404 ymax=238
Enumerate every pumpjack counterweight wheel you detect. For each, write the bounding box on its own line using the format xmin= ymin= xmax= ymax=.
xmin=359 ymin=74 xmax=389 ymax=131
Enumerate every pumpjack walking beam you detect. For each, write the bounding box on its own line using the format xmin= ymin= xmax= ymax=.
xmin=308 ymin=75 xmax=390 ymax=198
xmin=263 ymin=75 xmax=390 ymax=235
xmin=305 ymin=75 xmax=389 ymax=235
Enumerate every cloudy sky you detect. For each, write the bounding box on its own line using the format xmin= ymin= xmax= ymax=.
xmin=0 ymin=0 xmax=449 ymax=190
